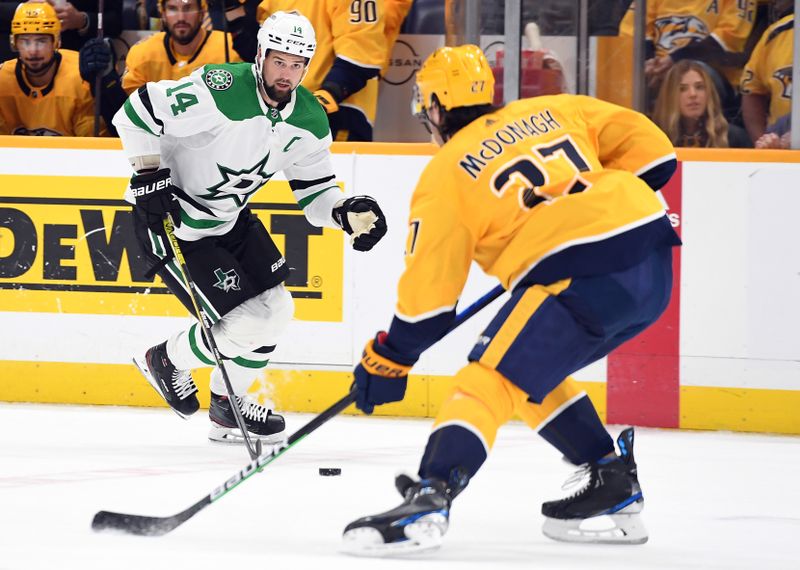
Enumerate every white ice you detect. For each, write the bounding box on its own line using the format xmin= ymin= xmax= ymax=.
xmin=1 ymin=402 xmax=798 ymax=570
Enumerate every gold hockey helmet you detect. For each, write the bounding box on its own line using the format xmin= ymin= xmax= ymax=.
xmin=10 ymin=2 xmax=61 ymax=50
xmin=412 ymin=44 xmax=495 ymax=116
xmin=159 ymin=0 xmax=209 ymax=15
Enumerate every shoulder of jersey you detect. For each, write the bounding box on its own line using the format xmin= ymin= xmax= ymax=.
xmin=763 ymin=13 xmax=794 ymax=45
xmin=127 ymin=32 xmax=166 ymax=60
xmin=285 ymin=85 xmax=330 ymax=140
xmin=195 ymin=62 xmax=264 ymax=121
xmin=57 ymin=50 xmax=90 ymax=88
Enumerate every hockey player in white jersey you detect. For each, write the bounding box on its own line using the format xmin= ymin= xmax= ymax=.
xmin=113 ymin=10 xmax=387 ymax=444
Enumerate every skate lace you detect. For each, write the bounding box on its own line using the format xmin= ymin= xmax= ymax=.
xmin=236 ymin=396 xmax=270 ymax=423
xmin=559 ymin=464 xmax=592 ymax=498
xmin=171 ymin=370 xmax=196 ymax=399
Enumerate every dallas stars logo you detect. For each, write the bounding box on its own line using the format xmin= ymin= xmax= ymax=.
xmin=198 ymin=153 xmax=274 ymax=206
xmin=212 ymin=268 xmax=240 ymax=293
xmin=205 ymin=69 xmax=233 ymax=91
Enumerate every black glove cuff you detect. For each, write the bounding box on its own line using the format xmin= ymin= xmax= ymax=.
xmin=131 ymin=168 xmax=173 ymax=199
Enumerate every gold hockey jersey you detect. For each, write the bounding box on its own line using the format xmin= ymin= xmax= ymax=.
xmin=257 ymin=0 xmax=388 ymax=122
xmin=647 ymin=0 xmax=756 ymax=56
xmin=396 ymin=95 xmax=679 ymax=321
xmin=0 ymin=50 xmax=102 ymax=136
xmin=740 ymin=14 xmax=793 ymax=125
xmin=122 ymin=29 xmax=240 ymax=94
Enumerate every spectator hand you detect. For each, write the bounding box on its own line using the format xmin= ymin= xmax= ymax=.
xmin=755 ymin=132 xmax=790 ymax=149
xmin=645 ymin=56 xmax=673 ymax=89
xmin=130 ymin=168 xmax=183 ymax=233
xmin=352 ymin=332 xmax=415 ymax=414
xmin=332 ymin=195 xmax=387 ymax=251
xmin=53 ymin=2 xmax=89 ymax=32
xmin=79 ymin=38 xmax=114 ymax=84
xmin=314 ymin=89 xmax=339 ymax=114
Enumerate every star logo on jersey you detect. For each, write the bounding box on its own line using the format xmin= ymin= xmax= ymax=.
xmin=198 ymin=153 xmax=274 ymax=207
xmin=205 ymin=69 xmax=233 ymax=91
xmin=212 ymin=268 xmax=241 ymax=293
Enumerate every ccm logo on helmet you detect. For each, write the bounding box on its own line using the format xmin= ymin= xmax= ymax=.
xmin=131 ymin=177 xmax=172 ymax=197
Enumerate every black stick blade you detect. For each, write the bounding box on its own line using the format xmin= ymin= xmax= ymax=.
xmin=91 ymin=510 xmax=182 ymax=537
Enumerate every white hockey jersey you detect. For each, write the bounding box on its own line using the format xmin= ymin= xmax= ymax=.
xmin=113 ymin=63 xmax=342 ymax=241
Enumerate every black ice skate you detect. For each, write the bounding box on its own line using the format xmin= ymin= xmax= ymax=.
xmin=208 ymin=392 xmax=286 ymax=445
xmin=541 ymin=427 xmax=648 ymax=545
xmin=133 ymin=342 xmax=199 ymax=419
xmin=342 ymin=471 xmax=467 ymax=557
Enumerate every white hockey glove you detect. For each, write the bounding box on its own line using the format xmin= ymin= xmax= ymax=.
xmin=332 ymin=196 xmax=387 ymax=252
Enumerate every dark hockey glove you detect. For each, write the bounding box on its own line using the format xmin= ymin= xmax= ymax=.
xmin=332 ymin=195 xmax=387 ymax=252
xmin=79 ymin=38 xmax=116 ymax=85
xmin=130 ymin=168 xmax=182 ymax=232
xmin=352 ymin=332 xmax=416 ymax=415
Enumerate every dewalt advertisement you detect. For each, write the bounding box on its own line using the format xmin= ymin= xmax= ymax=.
xmin=0 ymin=174 xmax=344 ymax=321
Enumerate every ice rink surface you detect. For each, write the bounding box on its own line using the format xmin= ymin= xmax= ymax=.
xmin=1 ymin=402 xmax=798 ymax=570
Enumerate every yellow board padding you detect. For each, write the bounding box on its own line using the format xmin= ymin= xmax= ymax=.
xmin=6 ymin=359 xmax=798 ymax=436
xmin=680 ymin=386 xmax=800 ymax=435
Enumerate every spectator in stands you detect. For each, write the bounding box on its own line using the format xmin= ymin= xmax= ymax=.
xmin=227 ymin=0 xmax=394 ymax=141
xmin=0 ymin=1 xmax=107 ymax=136
xmin=78 ymin=0 xmax=241 ymax=129
xmin=644 ymin=0 xmax=757 ymax=118
xmin=652 ymin=59 xmax=752 ymax=148
xmin=121 ymin=0 xmax=241 ymax=93
xmin=740 ymin=1 xmax=793 ymax=144
xmin=45 ymin=0 xmax=122 ymax=51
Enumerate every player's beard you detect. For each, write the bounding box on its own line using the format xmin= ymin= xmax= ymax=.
xmin=22 ymin=53 xmax=56 ymax=77
xmin=264 ymin=81 xmax=294 ymax=104
xmin=170 ymin=19 xmax=202 ymax=46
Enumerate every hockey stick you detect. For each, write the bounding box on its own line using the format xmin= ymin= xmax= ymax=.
xmin=91 ymin=283 xmax=505 ymax=536
xmin=162 ymin=213 xmax=263 ymax=461
xmin=93 ymin=0 xmax=104 ymax=137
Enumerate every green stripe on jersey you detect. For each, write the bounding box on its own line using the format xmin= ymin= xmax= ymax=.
xmin=231 ymin=355 xmax=270 ymax=369
xmin=297 ymin=186 xmax=338 ymax=209
xmin=124 ymin=98 xmax=156 ymax=136
xmin=180 ymin=210 xmax=226 ymax=229
xmin=286 ymin=86 xmax=330 ymax=140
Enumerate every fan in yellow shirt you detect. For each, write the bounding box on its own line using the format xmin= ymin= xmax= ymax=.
xmin=0 ymin=2 xmax=104 ymax=136
xmin=741 ymin=10 xmax=794 ymax=142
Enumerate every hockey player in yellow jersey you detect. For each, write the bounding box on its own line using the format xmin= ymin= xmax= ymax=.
xmin=0 ymin=2 xmax=102 ymax=136
xmin=122 ymin=0 xmax=241 ymax=93
xmin=740 ymin=6 xmax=794 ymax=142
xmin=342 ymin=45 xmax=681 ymax=555
xmin=226 ymin=0 xmax=390 ymax=140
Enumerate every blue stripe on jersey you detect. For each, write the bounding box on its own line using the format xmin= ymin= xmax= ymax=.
xmin=385 ymin=310 xmax=456 ymax=362
xmin=639 ymin=158 xmax=677 ymax=191
xmin=518 ymin=215 xmax=680 ymax=289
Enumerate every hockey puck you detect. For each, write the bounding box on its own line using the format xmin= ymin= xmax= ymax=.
xmin=318 ymin=468 xmax=341 ymax=476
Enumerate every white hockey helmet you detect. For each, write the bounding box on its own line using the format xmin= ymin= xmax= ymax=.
xmin=257 ymin=10 xmax=316 ymax=61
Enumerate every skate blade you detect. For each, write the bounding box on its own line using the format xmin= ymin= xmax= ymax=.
xmin=341 ymin=518 xmax=445 ymax=558
xmin=208 ymin=422 xmax=287 ymax=446
xmin=132 ymin=356 xmax=191 ymax=421
xmin=542 ymin=512 xmax=649 ymax=545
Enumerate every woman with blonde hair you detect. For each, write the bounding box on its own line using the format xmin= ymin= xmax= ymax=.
xmin=652 ymin=60 xmax=751 ymax=148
